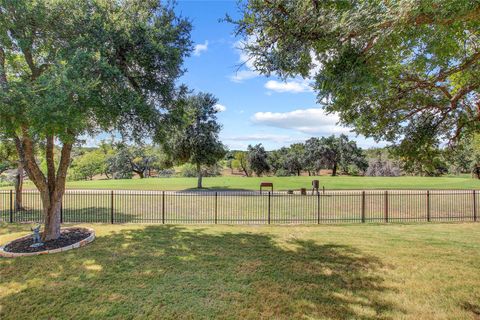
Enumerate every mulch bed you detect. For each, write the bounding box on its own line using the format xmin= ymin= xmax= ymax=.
xmin=4 ymin=228 xmax=92 ymax=253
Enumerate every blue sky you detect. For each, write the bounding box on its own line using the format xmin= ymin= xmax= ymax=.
xmin=86 ymin=0 xmax=381 ymax=150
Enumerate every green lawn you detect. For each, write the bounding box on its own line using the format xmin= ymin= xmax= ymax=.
xmin=1 ymin=223 xmax=479 ymax=319
xmin=5 ymin=175 xmax=480 ymax=191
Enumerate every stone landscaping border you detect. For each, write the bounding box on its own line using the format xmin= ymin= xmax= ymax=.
xmin=0 ymin=227 xmax=95 ymax=258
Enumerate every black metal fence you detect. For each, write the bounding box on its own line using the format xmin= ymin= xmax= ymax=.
xmin=0 ymin=189 xmax=478 ymax=224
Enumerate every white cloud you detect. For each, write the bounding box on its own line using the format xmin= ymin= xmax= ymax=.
xmin=309 ymin=51 xmax=323 ymax=78
xmin=81 ymin=136 xmax=101 ymax=147
xmin=252 ymin=108 xmax=350 ymax=134
xmin=230 ymin=70 xmax=258 ymax=83
xmin=264 ymin=80 xmax=313 ymax=93
xmin=193 ymin=40 xmax=208 ymax=56
xmin=224 ymin=133 xmax=304 ymax=144
xmin=214 ymin=103 xmax=226 ymax=112
xmin=224 ymin=141 xmax=249 ymax=151
xmin=223 ymin=132 xmax=384 ymax=150
xmin=229 ymin=39 xmax=261 ymax=82
xmin=238 ymin=47 xmax=256 ymax=70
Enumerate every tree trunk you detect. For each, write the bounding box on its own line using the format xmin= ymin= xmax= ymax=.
xmin=41 ymin=194 xmax=62 ymax=241
xmin=241 ymin=162 xmax=249 ymax=177
xmin=197 ymin=163 xmax=203 ymax=189
xmin=14 ymin=162 xmax=24 ymax=211
xmin=332 ymin=163 xmax=337 ymax=176
xmin=474 ymin=166 xmax=480 ymax=179
xmin=14 ymin=132 xmax=72 ymax=241
xmin=138 ymin=171 xmax=145 ymax=179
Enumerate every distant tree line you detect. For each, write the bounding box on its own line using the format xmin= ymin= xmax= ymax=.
xmin=224 ymin=133 xmax=480 ymax=178
xmin=365 ymin=134 xmax=480 ymax=178
xmin=4 ymin=132 xmax=480 ymax=195
xmin=69 ymin=142 xmax=169 ymax=181
xmin=227 ymin=134 xmax=368 ymax=177
xmin=68 ymin=138 xmax=223 ymax=184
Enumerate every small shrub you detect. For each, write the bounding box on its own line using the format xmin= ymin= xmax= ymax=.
xmin=157 ymin=169 xmax=176 ymax=177
xmin=366 ymin=158 xmax=401 ymax=177
xmin=0 ymin=171 xmax=15 ymax=186
xmin=180 ymin=163 xmax=222 ymax=177
xmin=275 ymin=168 xmax=292 ymax=177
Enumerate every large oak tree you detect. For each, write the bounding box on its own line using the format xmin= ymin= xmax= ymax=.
xmin=233 ymin=1 xmax=480 ymax=152
xmin=304 ymin=135 xmax=367 ymax=176
xmin=166 ymin=92 xmax=226 ymax=189
xmin=0 ymin=0 xmax=191 ymax=240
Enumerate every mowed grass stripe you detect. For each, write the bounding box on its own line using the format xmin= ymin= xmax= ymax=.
xmin=2 ymin=175 xmax=480 ymax=191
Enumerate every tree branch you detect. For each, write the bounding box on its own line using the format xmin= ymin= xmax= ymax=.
xmin=0 ymin=47 xmax=8 ymax=90
xmin=264 ymin=0 xmax=288 ymax=16
xmin=411 ymin=6 xmax=480 ymax=26
xmin=46 ymin=135 xmax=56 ymax=194
xmin=20 ymin=46 xmax=40 ymax=80
xmin=399 ymin=74 xmax=452 ymax=99
xmin=14 ymin=128 xmax=48 ymax=193
xmin=436 ymin=51 xmax=480 ymax=82
xmin=451 ymin=83 xmax=480 ymax=107
xmin=55 ymin=143 xmax=73 ymax=198
xmin=343 ymin=6 xmax=480 ymax=49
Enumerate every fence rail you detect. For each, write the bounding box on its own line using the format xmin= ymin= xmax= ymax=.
xmin=0 ymin=190 xmax=478 ymax=224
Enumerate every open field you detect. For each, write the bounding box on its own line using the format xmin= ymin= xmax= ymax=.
xmin=3 ymin=175 xmax=480 ymax=191
xmin=1 ymin=223 xmax=480 ymax=319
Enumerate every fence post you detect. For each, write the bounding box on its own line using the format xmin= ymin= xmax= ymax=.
xmin=473 ymin=190 xmax=477 ymax=222
xmin=317 ymin=192 xmax=320 ymax=224
xmin=427 ymin=190 xmax=431 ymax=222
xmin=162 ymin=191 xmax=165 ymax=224
xmin=215 ymin=192 xmax=218 ymax=224
xmin=9 ymin=190 xmax=13 ymax=223
xmin=60 ymin=199 xmax=63 ymax=224
xmin=361 ymin=191 xmax=366 ymax=223
xmin=268 ymin=191 xmax=271 ymax=224
xmin=384 ymin=191 xmax=388 ymax=223
xmin=110 ymin=190 xmax=114 ymax=224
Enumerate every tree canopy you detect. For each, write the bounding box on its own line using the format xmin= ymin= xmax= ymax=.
xmin=247 ymin=144 xmax=270 ymax=177
xmin=107 ymin=144 xmax=165 ymax=179
xmin=165 ymin=92 xmax=226 ymax=188
xmin=0 ymin=138 xmax=15 ymax=174
xmin=233 ymin=0 xmax=480 ymax=149
xmin=304 ymin=135 xmax=367 ymax=176
xmin=234 ymin=151 xmax=251 ymax=177
xmin=70 ymin=149 xmax=107 ymax=181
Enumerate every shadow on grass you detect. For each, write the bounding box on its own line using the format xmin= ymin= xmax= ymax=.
xmin=462 ymin=302 xmax=480 ymax=317
xmin=0 ymin=223 xmax=32 ymax=235
xmin=1 ymin=207 xmax=137 ymax=224
xmin=0 ymin=225 xmax=399 ymax=319
xmin=181 ymin=186 xmax=254 ymax=192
